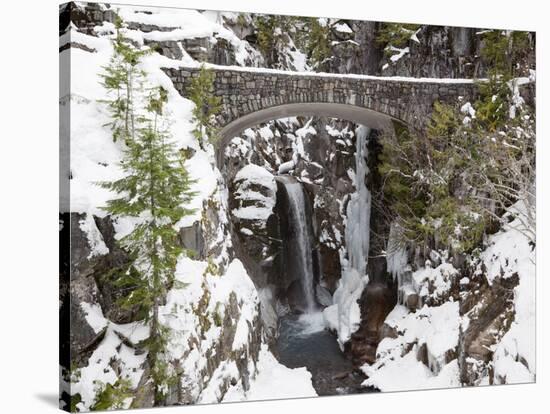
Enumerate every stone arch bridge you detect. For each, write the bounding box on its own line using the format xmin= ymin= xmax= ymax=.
xmin=163 ymin=65 xmax=480 ymax=150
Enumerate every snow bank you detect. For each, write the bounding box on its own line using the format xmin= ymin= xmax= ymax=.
xmin=71 ymin=303 xmax=149 ymax=411
xmin=412 ymin=262 xmax=458 ymax=304
xmin=483 ymin=202 xmax=535 ymax=383
xmin=223 ymin=344 xmax=317 ymax=402
xmin=362 ymin=302 xmax=460 ymax=391
xmin=65 ymin=24 xmax=215 ymax=225
xmin=363 ymin=348 xmax=460 ymax=392
xmin=388 ymin=46 xmax=410 ymax=63
xmin=234 ymin=164 xmax=276 ymax=192
xmin=334 ymin=22 xmax=353 ymax=34
xmin=79 ymin=213 xmax=109 ymax=258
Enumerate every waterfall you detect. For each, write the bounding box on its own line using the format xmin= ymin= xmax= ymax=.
xmin=345 ymin=125 xmax=372 ymax=276
xmin=278 ymin=176 xmax=317 ymax=312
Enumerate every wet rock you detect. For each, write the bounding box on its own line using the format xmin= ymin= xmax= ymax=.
xmin=332 ymin=371 xmax=351 ymax=380
xmin=350 ymin=281 xmax=397 ymax=365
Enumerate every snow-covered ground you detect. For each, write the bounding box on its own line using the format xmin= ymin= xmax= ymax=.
xmin=480 ymin=202 xmax=536 ymax=385
xmin=222 ymin=344 xmax=317 ymax=402
xmin=361 ymin=201 xmax=535 ymax=392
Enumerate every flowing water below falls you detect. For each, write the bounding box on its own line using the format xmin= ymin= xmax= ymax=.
xmin=276 ymin=313 xmax=375 ymax=395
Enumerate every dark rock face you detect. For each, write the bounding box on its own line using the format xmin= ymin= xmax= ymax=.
xmin=459 ymin=270 xmax=519 ymax=385
xmin=350 ymin=281 xmax=397 ymax=365
xmin=179 ymin=221 xmax=205 ymax=259
xmin=380 ymin=27 xmax=483 ymax=78
xmin=62 ymin=213 xmax=137 ymax=367
xmin=60 ymin=2 xmax=116 ymax=36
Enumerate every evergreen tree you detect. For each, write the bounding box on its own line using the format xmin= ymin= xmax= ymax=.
xmin=376 ymin=23 xmax=421 ymax=53
xmin=99 ymin=84 xmax=197 ymax=405
xmin=254 ymin=14 xmax=299 ymax=69
xmin=476 ymin=30 xmax=531 ymax=131
xmin=99 ymin=16 xmax=149 ymax=143
xmin=91 ymin=379 xmax=133 ymax=411
xmin=189 ymin=65 xmax=221 ymax=149
xmin=304 ymin=18 xmax=331 ymax=70
xmin=377 ymin=28 xmax=535 ymax=252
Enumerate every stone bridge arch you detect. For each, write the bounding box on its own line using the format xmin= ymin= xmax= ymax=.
xmin=163 ymin=66 xmax=480 ymax=161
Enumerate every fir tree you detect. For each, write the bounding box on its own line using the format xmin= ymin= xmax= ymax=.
xmin=376 ymin=23 xmax=421 ymax=52
xmin=305 ymin=18 xmax=331 ymax=70
xmin=189 ymin=65 xmax=221 ymax=149
xmin=91 ymin=379 xmax=133 ymax=411
xmin=255 ymin=15 xmax=299 ymax=69
xmin=99 ymin=85 xmax=197 ymax=405
xmin=99 ymin=16 xmax=149 ymax=143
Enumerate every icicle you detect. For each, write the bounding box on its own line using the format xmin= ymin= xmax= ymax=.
xmin=344 ymin=125 xmax=371 ymax=277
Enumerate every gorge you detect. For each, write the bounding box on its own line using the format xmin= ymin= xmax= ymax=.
xmin=59 ymin=2 xmax=536 ymax=411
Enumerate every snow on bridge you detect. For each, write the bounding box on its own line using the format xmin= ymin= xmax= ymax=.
xmin=162 ymin=64 xmax=480 ymax=145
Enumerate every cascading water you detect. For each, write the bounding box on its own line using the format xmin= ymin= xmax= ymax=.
xmin=278 ymin=176 xmax=317 ymax=312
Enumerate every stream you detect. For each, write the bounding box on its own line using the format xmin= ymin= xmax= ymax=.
xmin=275 ymin=312 xmax=377 ymax=396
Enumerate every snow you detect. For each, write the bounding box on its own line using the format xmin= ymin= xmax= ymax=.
xmin=480 ymin=203 xmax=534 ymax=285
xmin=65 ymin=13 xmax=277 ymax=403
xmin=64 ymin=24 xmax=216 ymax=225
xmin=240 ymin=227 xmax=253 ymax=236
xmin=157 ymin=256 xmax=265 ymax=403
xmin=71 ymin=303 xmax=149 ymax=411
xmin=80 ymin=302 xmax=108 ymax=334
xmin=482 ymin=201 xmax=535 ymax=383
xmin=388 ymin=46 xmax=410 ymax=63
xmin=169 ymin=60 xmax=478 ymax=84
xmin=412 ymin=262 xmax=458 ymax=304
xmin=64 ymin=3 xmax=537 ymax=404
xmin=198 ymin=360 xmax=241 ymax=403
xmin=79 ymin=213 xmax=109 ymax=258
xmin=116 ymin=5 xmax=262 ymax=67
xmin=362 ymin=302 xmax=460 ymax=391
xmin=235 ymin=164 xmax=276 ymax=192
xmin=461 ymin=101 xmax=476 ymax=118
xmin=334 ymin=22 xmax=353 ymax=34
xmin=232 ymin=164 xmax=277 ymax=224
xmin=179 ymin=150 xmax=219 ymax=227
xmin=363 ymin=348 xmax=460 ymax=392
xmin=223 ymin=344 xmax=317 ymax=402
xmin=278 ymin=159 xmax=296 ymax=174
xmin=364 ymin=201 xmax=535 ymax=391
xmin=410 ymin=28 xmax=421 ymax=44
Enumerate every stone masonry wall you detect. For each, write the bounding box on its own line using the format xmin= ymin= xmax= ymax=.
xmin=163 ymin=67 xmax=480 ymax=135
